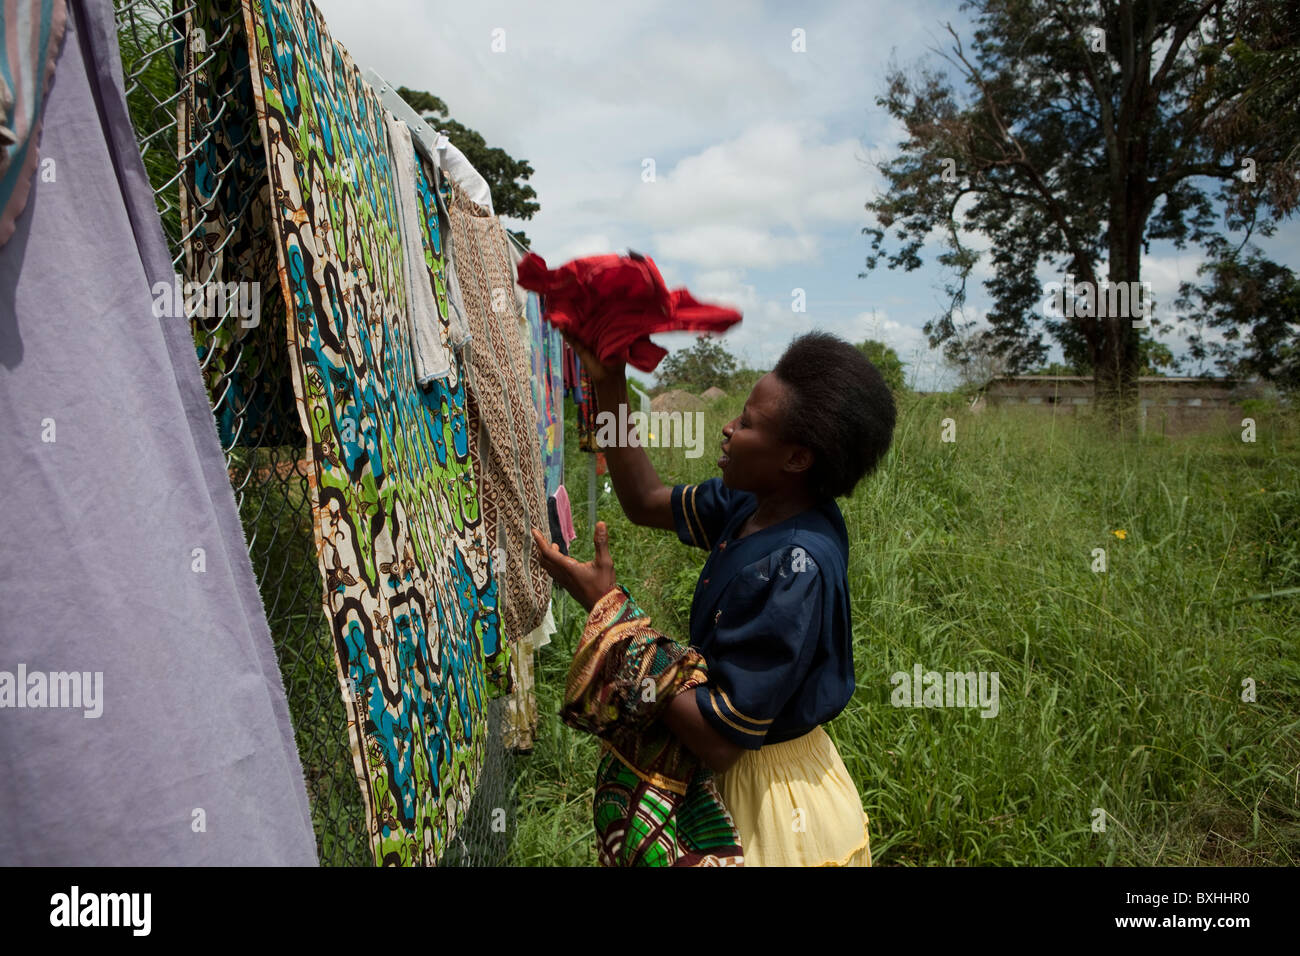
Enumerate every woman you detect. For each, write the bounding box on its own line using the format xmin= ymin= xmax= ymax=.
xmin=533 ymin=330 xmax=897 ymax=865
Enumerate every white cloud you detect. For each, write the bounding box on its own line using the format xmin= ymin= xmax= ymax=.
xmin=625 ymin=120 xmax=874 ymax=228
xmin=542 ymin=233 xmax=618 ymax=265
xmin=654 ymin=225 xmax=821 ymax=269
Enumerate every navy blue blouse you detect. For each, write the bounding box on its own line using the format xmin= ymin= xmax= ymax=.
xmin=669 ymin=478 xmax=855 ymax=750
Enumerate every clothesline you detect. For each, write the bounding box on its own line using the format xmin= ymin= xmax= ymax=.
xmin=176 ymin=0 xmax=578 ymax=866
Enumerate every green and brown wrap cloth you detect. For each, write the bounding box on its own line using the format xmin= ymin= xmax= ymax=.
xmin=561 ymin=586 xmax=743 ymax=866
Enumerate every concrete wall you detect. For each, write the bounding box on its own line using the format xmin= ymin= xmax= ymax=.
xmin=979 ymin=376 xmax=1265 ymax=436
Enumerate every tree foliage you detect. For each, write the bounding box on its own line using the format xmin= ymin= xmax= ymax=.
xmin=856 ymin=339 xmax=909 ymax=392
xmin=655 ymin=336 xmax=738 ymax=392
xmin=1179 ymin=246 xmax=1300 ymax=392
xmin=943 ymin=322 xmax=1012 ymax=391
xmin=862 ymin=0 xmax=1299 ymax=429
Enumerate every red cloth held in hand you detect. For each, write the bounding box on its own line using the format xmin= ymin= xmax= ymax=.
xmin=514 ymin=250 xmax=742 ymax=373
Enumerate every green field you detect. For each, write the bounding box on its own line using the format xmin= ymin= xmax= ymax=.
xmin=510 ymin=388 xmax=1300 ymax=866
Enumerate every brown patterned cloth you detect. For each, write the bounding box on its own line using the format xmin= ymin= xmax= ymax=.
xmin=445 ymin=176 xmax=551 ymax=646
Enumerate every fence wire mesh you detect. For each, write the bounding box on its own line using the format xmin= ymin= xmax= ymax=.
xmin=113 ymin=0 xmax=516 ymax=866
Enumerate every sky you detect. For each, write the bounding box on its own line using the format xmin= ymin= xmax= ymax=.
xmin=314 ymin=0 xmax=1298 ymax=391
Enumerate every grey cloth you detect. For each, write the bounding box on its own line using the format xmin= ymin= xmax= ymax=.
xmin=0 ymin=0 xmax=317 ymax=865
xmin=384 ymin=110 xmax=452 ymax=385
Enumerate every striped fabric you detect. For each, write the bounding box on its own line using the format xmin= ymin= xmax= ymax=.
xmin=0 ymin=0 xmax=67 ymax=246
xmin=677 ymin=483 xmax=713 ymax=549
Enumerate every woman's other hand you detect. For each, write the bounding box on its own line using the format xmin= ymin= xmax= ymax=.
xmin=531 ymin=521 xmax=617 ymax=612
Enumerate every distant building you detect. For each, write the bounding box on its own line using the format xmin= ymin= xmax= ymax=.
xmin=975 ymin=375 xmax=1266 ymax=436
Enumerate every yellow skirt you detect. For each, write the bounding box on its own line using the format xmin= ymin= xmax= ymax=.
xmin=715 ymin=725 xmax=871 ymax=867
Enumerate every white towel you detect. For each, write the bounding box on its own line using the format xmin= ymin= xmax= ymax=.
xmin=434 ymin=131 xmax=495 ymax=214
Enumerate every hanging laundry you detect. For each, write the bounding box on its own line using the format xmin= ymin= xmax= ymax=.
xmin=369 ymin=83 xmax=473 ymax=357
xmin=533 ymin=293 xmax=566 ymax=493
xmin=502 ymin=235 xmax=557 ymax=754
xmin=419 ymin=131 xmax=473 ymax=354
xmin=215 ymin=0 xmax=505 ymax=865
xmin=562 ymin=587 xmax=744 ymax=866
xmin=552 ymin=484 xmax=577 ymax=547
xmin=385 ymin=111 xmax=453 ymax=386
xmin=177 ymin=5 xmax=297 ymax=448
xmin=434 ymin=131 xmax=494 ymax=214
xmin=0 ymin=0 xmax=316 ymax=864
xmin=439 ymin=225 xmax=474 ymax=351
xmin=547 ymin=495 xmax=568 ymax=554
xmin=578 ymin=365 xmax=597 ymax=450
xmin=563 ymin=339 xmax=598 ymax=452
xmin=442 ymin=173 xmax=552 ymax=647
xmin=544 ymin=307 xmax=565 ymax=479
xmin=515 ymin=250 xmax=743 ymax=374
xmin=442 ymin=173 xmax=552 ymax=757
xmin=0 ymin=0 xmax=67 ymax=248
xmin=503 ymin=602 xmax=556 ymax=753
xmin=509 ymin=239 xmax=565 ymax=495
xmin=507 ymin=234 xmax=530 ymax=317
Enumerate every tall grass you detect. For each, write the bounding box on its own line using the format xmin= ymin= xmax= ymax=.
xmin=511 ymin=391 xmax=1300 ymax=865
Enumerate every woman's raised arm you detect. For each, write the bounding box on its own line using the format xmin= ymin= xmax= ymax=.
xmin=570 ymin=334 xmax=675 ymax=532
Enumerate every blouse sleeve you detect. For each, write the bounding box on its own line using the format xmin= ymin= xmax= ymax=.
xmin=670 ymin=478 xmax=735 ymax=551
xmin=694 ymin=547 xmax=824 ymax=750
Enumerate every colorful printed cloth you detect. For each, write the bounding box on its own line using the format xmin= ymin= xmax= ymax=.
xmin=528 ymin=290 xmax=565 ymax=495
xmin=178 ymin=0 xmax=296 ymax=448
xmin=563 ymin=340 xmax=597 ymax=452
xmin=515 ymin=251 xmax=743 ymax=374
xmin=443 ymin=173 xmax=551 ymax=647
xmin=0 ymin=0 xmax=67 ymax=247
xmin=563 ymin=587 xmax=744 ymax=866
xmin=545 ymin=316 xmax=565 ymax=476
xmin=233 ymin=0 xmax=505 ymax=865
xmin=507 ymin=237 xmax=564 ymax=495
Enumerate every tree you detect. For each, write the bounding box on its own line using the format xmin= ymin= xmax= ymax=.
xmin=1027 ymin=340 xmax=1177 ymax=376
xmin=396 ymin=87 xmax=540 ymax=245
xmin=856 ymin=339 xmax=908 ymax=392
xmin=862 ymin=0 xmax=1299 ymax=432
xmin=942 ymin=320 xmax=1012 ymax=392
xmin=655 ymin=336 xmax=738 ymax=392
xmin=1196 ymin=2 xmax=1300 ymax=222
xmin=1140 ymin=341 xmax=1177 ymax=375
xmin=1179 ymin=246 xmax=1300 ymax=392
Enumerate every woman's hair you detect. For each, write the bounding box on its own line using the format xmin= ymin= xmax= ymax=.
xmin=772 ymin=331 xmax=897 ymax=499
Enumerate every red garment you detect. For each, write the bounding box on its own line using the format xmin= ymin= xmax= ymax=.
xmin=514 ymin=251 xmax=742 ymax=373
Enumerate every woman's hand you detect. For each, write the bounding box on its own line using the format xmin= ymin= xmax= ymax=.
xmin=561 ymin=331 xmax=623 ymax=390
xmin=531 ymin=521 xmax=617 ymax=612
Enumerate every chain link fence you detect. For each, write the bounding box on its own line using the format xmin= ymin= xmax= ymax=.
xmin=113 ymin=0 xmax=516 ymax=866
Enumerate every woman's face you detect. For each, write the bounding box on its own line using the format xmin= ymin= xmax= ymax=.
xmin=717 ymin=373 xmax=809 ymax=494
